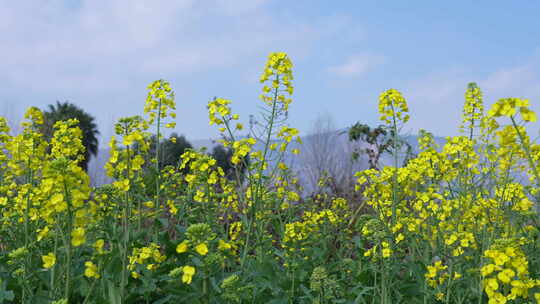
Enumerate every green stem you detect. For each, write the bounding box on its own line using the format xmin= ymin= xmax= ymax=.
xmin=203 ymin=275 xmax=209 ymax=304
xmin=241 ymin=74 xmax=280 ymax=270
xmin=389 ymin=102 xmax=399 ymax=228
xmin=51 ymin=227 xmax=58 ymax=299
xmin=82 ymin=278 xmax=98 ymax=304
xmin=155 ymin=100 xmax=162 ymax=211
xmin=510 ymin=116 xmax=540 ymax=186
xmin=63 ymin=180 xmax=73 ymax=302
xmin=445 ymin=262 xmax=453 ymax=304
xmin=23 ymin=161 xmax=33 ymax=302
xmin=120 ymin=144 xmax=133 ymax=302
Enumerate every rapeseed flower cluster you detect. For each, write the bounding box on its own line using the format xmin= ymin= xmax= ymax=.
xmin=128 ymin=243 xmax=166 ymax=278
xmin=488 ymin=97 xmax=537 ymax=122
xmin=481 ymin=241 xmax=540 ymax=303
xmin=460 ymin=82 xmax=486 ymax=136
xmin=84 ymin=261 xmax=100 ymax=279
xmin=207 ymin=98 xmax=235 ymax=127
xmin=378 ymin=89 xmax=410 ymax=125
xmin=355 ymin=82 xmax=540 ymax=303
xmin=144 ymin=79 xmax=176 ymax=126
xmin=2 ymin=52 xmax=540 ymax=303
xmin=42 ymin=252 xmax=56 ymax=269
xmin=260 ymin=52 xmax=294 ymax=112
xmin=106 ymin=116 xmax=149 ymax=180
xmin=283 ymin=208 xmax=343 ymax=258
xmin=181 ymin=265 xmax=196 ymax=284
xmin=425 ymin=260 xmax=448 ymax=288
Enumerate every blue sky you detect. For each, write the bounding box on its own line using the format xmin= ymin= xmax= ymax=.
xmin=2 ymin=1 xmax=540 ymax=145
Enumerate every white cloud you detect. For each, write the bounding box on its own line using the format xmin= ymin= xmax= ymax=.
xmin=327 ymin=53 xmax=386 ymax=77
xmin=0 ymin=0 xmax=316 ymax=94
xmin=212 ymin=0 xmax=269 ymax=14
xmin=401 ymin=54 xmax=540 ymax=137
xmin=401 ymin=68 xmax=470 ymax=136
xmin=480 ymin=63 xmax=540 ymax=101
xmin=1 ymin=0 xmax=345 ymax=141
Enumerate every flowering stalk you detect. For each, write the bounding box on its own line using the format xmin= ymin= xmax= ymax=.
xmin=144 ymin=80 xmax=176 ymax=240
xmin=63 ymin=178 xmax=73 ymax=301
xmin=510 ymin=116 xmax=540 ymax=186
xmin=155 ymin=102 xmax=162 ymax=211
xmin=120 ymin=144 xmax=132 ymax=303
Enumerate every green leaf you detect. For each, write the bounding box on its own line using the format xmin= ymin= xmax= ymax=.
xmin=152 ymin=295 xmax=173 ymax=304
xmin=107 ymin=281 xmax=122 ymax=304
xmin=0 ymin=279 xmax=14 ymax=303
xmin=351 ymin=286 xmax=375 ymax=304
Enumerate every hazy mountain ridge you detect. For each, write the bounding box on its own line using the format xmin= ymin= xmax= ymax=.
xmin=88 ymin=130 xmax=447 ymax=188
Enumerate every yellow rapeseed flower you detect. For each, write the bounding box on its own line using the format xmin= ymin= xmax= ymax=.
xmin=42 ymin=252 xmax=56 ymax=269
xmin=195 ymin=243 xmax=209 ymax=256
xmin=94 ymin=239 xmax=105 ymax=254
xmin=378 ymin=89 xmax=409 ymax=125
xmin=84 ymin=261 xmax=100 ymax=279
xmin=176 ymin=240 xmax=189 ymax=254
xmin=182 ymin=266 xmax=196 ymax=284
xmin=37 ymin=226 xmax=50 ymax=241
xmin=218 ymin=239 xmax=232 ymax=251
xmin=71 ymin=227 xmax=86 ymax=247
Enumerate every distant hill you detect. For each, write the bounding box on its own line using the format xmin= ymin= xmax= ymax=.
xmin=88 ymin=130 xmax=448 ymax=190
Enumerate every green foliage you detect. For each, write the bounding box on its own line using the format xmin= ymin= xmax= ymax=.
xmin=348 ymin=122 xmax=415 ymax=169
xmin=154 ymin=133 xmax=193 ymax=170
xmin=2 ymin=56 xmax=540 ymax=304
xmin=211 ymin=144 xmax=250 ymax=182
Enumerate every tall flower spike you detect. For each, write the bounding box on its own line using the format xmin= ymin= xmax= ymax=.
xmin=0 ymin=117 xmax=12 ymax=164
xmin=207 ymin=98 xmax=234 ymax=126
xmin=460 ymin=82 xmax=484 ymax=137
xmin=23 ymin=106 xmax=44 ymax=127
xmin=50 ymin=119 xmax=85 ymax=161
xmin=378 ymin=89 xmax=409 ymax=125
xmin=259 ymin=52 xmax=294 ymax=112
xmin=144 ymin=79 xmax=176 ymax=127
xmin=488 ymin=97 xmax=536 ymax=122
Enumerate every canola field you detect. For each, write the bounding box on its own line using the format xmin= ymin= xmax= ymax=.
xmin=1 ymin=52 xmax=540 ymax=303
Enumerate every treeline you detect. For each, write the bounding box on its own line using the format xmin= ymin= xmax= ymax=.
xmin=30 ymin=101 xmax=249 ymax=185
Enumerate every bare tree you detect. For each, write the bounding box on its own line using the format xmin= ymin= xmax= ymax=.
xmin=1 ymin=102 xmax=22 ymax=135
xmin=296 ymin=112 xmax=366 ymax=199
xmin=88 ymin=114 xmax=116 ymax=187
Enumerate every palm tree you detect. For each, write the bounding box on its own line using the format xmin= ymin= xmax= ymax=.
xmin=139 ymin=133 xmax=193 ymax=197
xmin=158 ymin=133 xmax=193 ymax=169
xmin=42 ymin=101 xmax=99 ymax=171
